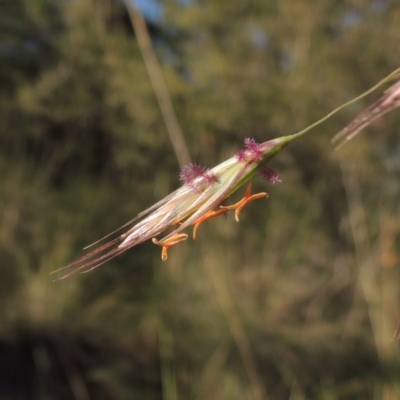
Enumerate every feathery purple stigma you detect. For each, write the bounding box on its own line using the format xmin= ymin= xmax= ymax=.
xmin=260 ymin=166 xmax=281 ymax=184
xmin=236 ymin=149 xmax=248 ymax=162
xmin=180 ymin=163 xmax=217 ymax=192
xmin=244 ymin=138 xmax=263 ymax=160
xmin=202 ymin=170 xmax=218 ymax=186
xmin=180 ymin=163 xmax=208 ymax=184
xmin=236 ymin=138 xmax=263 ymax=163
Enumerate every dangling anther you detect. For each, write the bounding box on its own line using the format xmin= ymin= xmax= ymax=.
xmin=192 ymin=208 xmax=229 ymax=240
xmin=152 ymin=233 xmax=188 ymax=261
xmin=220 ymin=182 xmax=267 ymax=222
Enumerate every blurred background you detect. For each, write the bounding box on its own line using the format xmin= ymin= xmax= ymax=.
xmin=1 ymin=0 xmax=400 ymax=399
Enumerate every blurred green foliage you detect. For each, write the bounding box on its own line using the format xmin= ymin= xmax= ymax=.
xmin=1 ymin=0 xmax=400 ymax=399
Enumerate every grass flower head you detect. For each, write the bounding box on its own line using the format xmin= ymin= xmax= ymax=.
xmin=53 ymin=135 xmax=293 ymax=280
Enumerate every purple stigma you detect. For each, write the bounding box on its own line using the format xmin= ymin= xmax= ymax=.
xmin=180 ymin=163 xmax=207 ymax=184
xmin=260 ymin=166 xmax=281 ymax=184
xmin=236 ymin=138 xmax=263 ymax=163
xmin=180 ymin=163 xmax=217 ymax=192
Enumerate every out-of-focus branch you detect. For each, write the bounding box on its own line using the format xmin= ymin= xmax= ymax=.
xmin=125 ymin=0 xmax=191 ymax=166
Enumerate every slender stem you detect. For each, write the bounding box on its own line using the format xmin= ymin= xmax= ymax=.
xmin=125 ymin=0 xmax=191 ymax=166
xmin=284 ymin=68 xmax=400 ymax=144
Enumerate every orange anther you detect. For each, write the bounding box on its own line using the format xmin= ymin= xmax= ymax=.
xmin=152 ymin=233 xmax=188 ymax=261
xmin=192 ymin=208 xmax=229 ymax=240
xmin=220 ymin=182 xmax=267 ymax=222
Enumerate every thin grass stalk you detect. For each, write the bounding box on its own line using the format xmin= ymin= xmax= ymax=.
xmin=125 ymin=0 xmax=191 ymax=166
